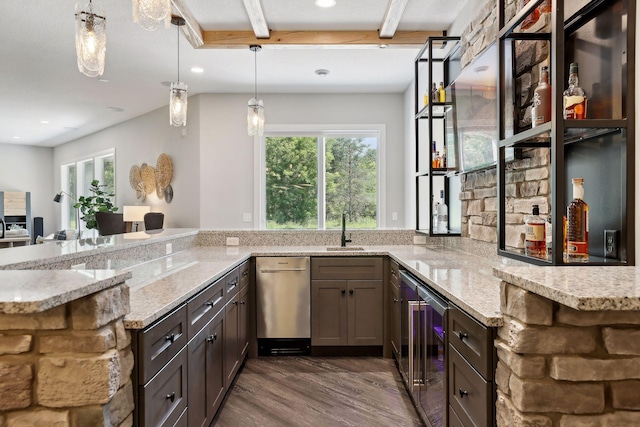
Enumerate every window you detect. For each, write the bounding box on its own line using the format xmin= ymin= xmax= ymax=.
xmin=260 ymin=128 xmax=383 ymax=229
xmin=60 ymin=150 xmax=115 ymax=230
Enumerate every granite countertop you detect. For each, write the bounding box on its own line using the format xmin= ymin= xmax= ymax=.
xmin=0 ymin=270 xmax=131 ymax=314
xmin=494 ymin=265 xmax=640 ymax=311
xmin=0 ymin=228 xmax=199 ymax=270
xmin=120 ymin=244 xmax=511 ymax=329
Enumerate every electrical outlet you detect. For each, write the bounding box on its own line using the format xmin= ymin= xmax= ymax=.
xmin=242 ymin=213 xmax=252 ymax=222
xmin=413 ymin=235 xmax=427 ymax=245
xmin=604 ymin=230 xmax=618 ymax=259
xmin=226 ymin=237 xmax=240 ymax=246
xmin=392 ymin=212 xmax=398 ymax=221
xmin=166 ymin=243 xmax=172 ymax=255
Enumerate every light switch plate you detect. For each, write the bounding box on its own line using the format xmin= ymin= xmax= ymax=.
xmin=226 ymin=237 xmax=240 ymax=246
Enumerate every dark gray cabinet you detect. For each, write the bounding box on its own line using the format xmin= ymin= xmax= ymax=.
xmin=311 ymin=257 xmax=383 ymax=347
xmin=389 ymin=275 xmax=401 ymax=360
xmin=224 ymin=292 xmax=240 ymax=385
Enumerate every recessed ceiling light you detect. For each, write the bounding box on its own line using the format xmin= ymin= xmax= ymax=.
xmin=474 ymin=65 xmax=489 ymax=73
xmin=98 ymin=78 xmax=110 ymax=83
xmin=40 ymin=120 xmax=50 ymax=124
xmin=191 ymin=67 xmax=204 ymax=73
xmin=315 ymin=0 xmax=336 ymax=7
xmin=64 ymin=127 xmax=78 ymax=130
xmin=378 ymin=44 xmax=389 ymax=49
xmin=106 ymin=107 xmax=124 ymax=112
xmin=12 ymin=136 xmax=20 ymax=140
xmin=315 ymin=69 xmax=330 ymax=77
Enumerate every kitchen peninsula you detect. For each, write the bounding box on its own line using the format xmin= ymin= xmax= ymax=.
xmin=0 ymin=229 xmax=639 ymax=426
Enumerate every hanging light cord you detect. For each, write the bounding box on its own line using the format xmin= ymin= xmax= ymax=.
xmin=254 ymin=47 xmax=258 ymax=100
xmin=176 ymin=23 xmax=180 ymax=82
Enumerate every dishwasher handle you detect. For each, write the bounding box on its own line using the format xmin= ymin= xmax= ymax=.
xmin=259 ymin=268 xmax=307 ymax=273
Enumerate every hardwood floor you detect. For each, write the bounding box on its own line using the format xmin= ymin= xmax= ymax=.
xmin=214 ymin=356 xmax=423 ymax=426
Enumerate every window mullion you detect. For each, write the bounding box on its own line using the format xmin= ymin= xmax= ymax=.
xmin=317 ymin=136 xmax=326 ymax=230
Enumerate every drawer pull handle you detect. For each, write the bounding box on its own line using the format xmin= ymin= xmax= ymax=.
xmin=393 ymin=298 xmax=399 ymax=303
xmin=341 ymin=290 xmax=346 ymax=295
xmin=233 ymin=301 xmax=238 ymax=306
xmin=349 ymin=289 xmax=354 ymax=295
xmin=240 ymin=301 xmax=246 ymax=305
xmin=242 ymin=270 xmax=249 ymax=277
xmin=165 ymin=333 xmax=176 ymax=343
xmin=228 ymin=279 xmax=238 ymax=287
xmin=459 ymin=389 xmax=468 ymax=398
xmin=205 ymin=301 xmax=214 ymax=307
xmin=166 ymin=392 xmax=176 ymax=402
xmin=457 ymin=331 xmax=468 ymax=341
xmin=207 ymin=333 xmax=218 ymax=342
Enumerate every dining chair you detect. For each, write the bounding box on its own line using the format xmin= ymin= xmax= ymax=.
xmin=95 ymin=212 xmax=126 ymax=236
xmin=144 ymin=212 xmax=164 ymax=231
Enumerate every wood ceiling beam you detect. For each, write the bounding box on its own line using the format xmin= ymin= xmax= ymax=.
xmin=242 ymin=0 xmax=270 ymax=39
xmin=379 ymin=0 xmax=409 ymax=38
xmin=200 ymin=30 xmax=440 ymax=48
xmin=171 ymin=0 xmax=204 ymax=48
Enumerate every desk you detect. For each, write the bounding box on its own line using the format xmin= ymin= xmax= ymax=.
xmin=0 ymin=236 xmax=30 ymax=248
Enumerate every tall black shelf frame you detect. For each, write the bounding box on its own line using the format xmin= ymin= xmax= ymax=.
xmin=414 ymin=35 xmax=461 ymax=236
xmin=496 ymin=0 xmax=636 ymax=265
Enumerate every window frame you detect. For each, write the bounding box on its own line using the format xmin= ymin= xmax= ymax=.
xmin=255 ymin=124 xmax=386 ymax=230
xmin=59 ymin=149 xmax=116 ymax=230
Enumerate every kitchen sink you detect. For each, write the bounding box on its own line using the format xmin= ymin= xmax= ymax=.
xmin=326 ymin=246 xmax=365 ymax=251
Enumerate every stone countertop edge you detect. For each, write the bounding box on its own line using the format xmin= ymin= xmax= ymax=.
xmin=0 ymin=270 xmax=132 ymax=314
xmin=493 ymin=266 xmax=640 ymax=311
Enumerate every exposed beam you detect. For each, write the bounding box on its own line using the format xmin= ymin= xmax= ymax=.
xmin=171 ymin=0 xmax=204 ymax=48
xmin=242 ymin=0 xmax=270 ymax=39
xmin=379 ymin=0 xmax=409 ymax=38
xmin=201 ymin=30 xmax=439 ymax=48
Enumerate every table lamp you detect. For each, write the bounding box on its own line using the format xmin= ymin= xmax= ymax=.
xmin=53 ymin=191 xmax=80 ymax=239
xmin=123 ymin=205 xmax=150 ymax=231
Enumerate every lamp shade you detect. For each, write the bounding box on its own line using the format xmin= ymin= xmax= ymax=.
xmin=123 ymin=205 xmax=151 ymax=222
xmin=132 ymin=0 xmax=171 ymax=31
xmin=75 ymin=0 xmax=106 ymax=77
xmin=170 ymin=81 xmax=188 ymax=127
xmin=247 ymin=98 xmax=264 ymax=136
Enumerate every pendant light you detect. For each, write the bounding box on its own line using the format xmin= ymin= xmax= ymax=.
xmin=132 ymin=0 xmax=171 ymax=31
xmin=75 ymin=0 xmax=106 ymax=77
xmin=247 ymin=45 xmax=265 ymax=136
xmin=169 ymin=16 xmax=187 ymax=127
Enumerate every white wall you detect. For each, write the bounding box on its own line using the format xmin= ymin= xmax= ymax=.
xmin=199 ymin=93 xmax=406 ymax=229
xmin=52 ymin=99 xmax=201 ymax=230
xmin=0 ymin=143 xmax=55 ymax=235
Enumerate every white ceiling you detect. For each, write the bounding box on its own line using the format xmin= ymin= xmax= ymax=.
xmin=0 ymin=0 xmax=467 ymax=147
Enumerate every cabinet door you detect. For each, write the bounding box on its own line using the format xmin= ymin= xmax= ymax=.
xmin=311 ymin=280 xmax=347 ymax=346
xmin=347 ymin=280 xmax=383 ymax=346
xmin=390 ymin=282 xmax=401 ymax=359
xmin=187 ymin=321 xmax=210 ymax=427
xmin=238 ymin=284 xmax=249 ymax=360
xmin=224 ymin=294 xmax=240 ymax=386
xmin=207 ymin=313 xmax=225 ymax=420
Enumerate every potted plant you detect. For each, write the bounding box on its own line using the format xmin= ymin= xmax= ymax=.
xmin=74 ymin=180 xmax=118 ymax=230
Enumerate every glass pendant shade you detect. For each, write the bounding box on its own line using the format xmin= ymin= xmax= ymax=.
xmin=75 ymin=1 xmax=106 ymax=77
xmin=247 ymin=98 xmax=264 ymax=136
xmin=170 ymin=82 xmax=188 ymax=127
xmin=132 ymin=0 xmax=171 ymax=31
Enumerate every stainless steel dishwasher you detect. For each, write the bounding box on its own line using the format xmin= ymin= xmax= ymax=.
xmin=256 ymin=257 xmax=310 ymax=355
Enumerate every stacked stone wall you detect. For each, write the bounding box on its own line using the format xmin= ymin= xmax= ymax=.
xmin=0 ymin=285 xmax=133 ymax=427
xmin=496 ymin=282 xmax=640 ymax=426
xmin=457 ymin=0 xmax=551 ymax=248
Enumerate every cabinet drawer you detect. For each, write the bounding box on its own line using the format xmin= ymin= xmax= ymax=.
xmin=139 ymin=347 xmax=188 ymax=427
xmin=225 ymin=267 xmax=240 ymax=300
xmin=187 ymin=278 xmax=225 ymax=339
xmin=238 ymin=259 xmax=251 ymax=289
xmin=138 ymin=304 xmax=187 ymax=385
xmin=448 ymin=405 xmax=465 ymax=427
xmin=174 ymin=407 xmax=188 ymax=427
xmin=312 ymin=257 xmax=383 ymax=280
xmin=389 ymin=259 xmax=400 ymax=289
xmin=448 ymin=304 xmax=493 ymax=379
xmin=449 ymin=345 xmax=491 ymax=427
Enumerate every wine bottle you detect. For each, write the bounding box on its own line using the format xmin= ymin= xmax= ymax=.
xmin=563 ymin=63 xmax=587 ymax=119
xmin=566 ymin=178 xmax=589 ymax=262
xmin=525 ymin=205 xmax=546 ymax=259
xmin=532 ymin=65 xmax=551 ymax=127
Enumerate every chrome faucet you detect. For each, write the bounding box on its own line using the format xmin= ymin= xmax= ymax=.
xmin=341 ymin=212 xmax=352 ymax=247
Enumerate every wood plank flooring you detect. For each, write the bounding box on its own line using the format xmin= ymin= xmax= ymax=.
xmin=214 ymin=356 xmax=423 ymax=426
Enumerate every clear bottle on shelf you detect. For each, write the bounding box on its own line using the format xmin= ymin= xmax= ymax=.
xmin=436 ymin=190 xmax=448 ymax=233
xmin=566 ymin=178 xmax=589 ymax=262
xmin=525 ymin=204 xmax=546 ymax=259
xmin=432 ymin=195 xmax=439 ymax=231
xmin=563 ymin=63 xmax=587 ymax=119
xmin=431 ymin=83 xmax=438 ymax=104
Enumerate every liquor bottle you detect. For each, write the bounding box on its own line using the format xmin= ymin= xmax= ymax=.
xmin=438 ymin=82 xmax=446 ymax=103
xmin=563 ymin=63 xmax=587 ymax=119
xmin=520 ymin=0 xmax=540 ymax=30
xmin=432 ymin=141 xmax=438 ymax=168
xmin=441 ymin=146 xmax=447 ymax=169
xmin=424 ymin=86 xmax=430 ymax=107
xmin=525 ymin=205 xmax=546 ymax=259
xmin=566 ymin=178 xmax=589 ymax=262
xmin=546 ymin=213 xmax=552 ymax=259
xmin=432 ymin=195 xmax=439 ymax=231
xmin=436 ymin=190 xmax=448 ymax=233
xmin=431 ymin=83 xmax=438 ymax=103
xmin=532 ymin=65 xmax=551 ymax=127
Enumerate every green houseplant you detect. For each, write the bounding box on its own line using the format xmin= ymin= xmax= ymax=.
xmin=74 ymin=180 xmax=118 ymax=230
